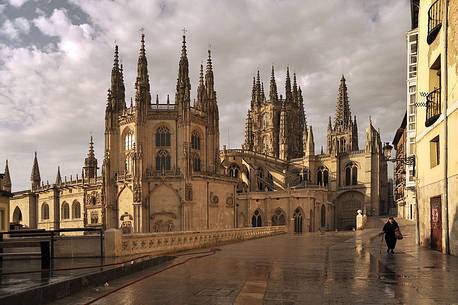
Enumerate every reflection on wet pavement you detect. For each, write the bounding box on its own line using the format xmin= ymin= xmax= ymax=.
xmin=48 ymin=220 xmax=458 ymax=305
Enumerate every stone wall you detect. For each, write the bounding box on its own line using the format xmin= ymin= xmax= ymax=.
xmin=105 ymin=226 xmax=287 ymax=257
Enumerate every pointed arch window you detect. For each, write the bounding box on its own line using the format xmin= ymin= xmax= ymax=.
xmin=42 ymin=203 xmax=49 ymax=220
xmin=124 ymin=130 xmax=135 ymax=150
xmin=345 ymin=162 xmax=358 ymax=186
xmin=156 ymin=150 xmax=171 ymax=171
xmin=72 ymin=200 xmax=81 ymax=219
xmin=272 ymin=209 xmax=286 ymax=226
xmin=61 ymin=202 xmax=70 ymax=220
xmin=229 ymin=164 xmax=240 ymax=178
xmin=251 ymin=209 xmax=263 ymax=227
xmin=193 ymin=154 xmax=201 ymax=172
xmin=191 ymin=130 xmax=201 ymax=150
xmin=12 ymin=206 xmax=22 ymax=223
xmin=155 ymin=126 xmax=171 ymax=147
xmin=317 ymin=166 xmax=329 ymax=187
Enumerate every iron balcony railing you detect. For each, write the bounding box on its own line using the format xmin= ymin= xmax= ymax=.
xmin=427 ymin=0 xmax=443 ymax=45
xmin=425 ymin=88 xmax=441 ymax=127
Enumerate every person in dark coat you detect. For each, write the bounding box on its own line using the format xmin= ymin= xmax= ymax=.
xmin=383 ymin=217 xmax=399 ymax=254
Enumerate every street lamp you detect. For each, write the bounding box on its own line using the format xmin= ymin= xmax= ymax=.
xmin=382 ymin=142 xmax=416 ymax=175
xmin=382 ymin=142 xmax=419 ymax=245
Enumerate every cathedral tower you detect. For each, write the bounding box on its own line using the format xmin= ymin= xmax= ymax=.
xmin=327 ymin=75 xmax=359 ymax=155
xmin=243 ymin=67 xmax=306 ymax=160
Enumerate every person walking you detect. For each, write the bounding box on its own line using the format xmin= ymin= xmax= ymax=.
xmin=382 ymin=217 xmax=401 ymax=254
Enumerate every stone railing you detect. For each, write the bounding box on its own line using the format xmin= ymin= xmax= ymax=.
xmin=105 ymin=226 xmax=287 ymax=257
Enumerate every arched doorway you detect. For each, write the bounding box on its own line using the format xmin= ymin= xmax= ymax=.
xmin=251 ymin=209 xmax=263 ymax=227
xmin=12 ymin=206 xmax=22 ymax=223
xmin=272 ymin=208 xmax=286 ymax=226
xmin=293 ymin=208 xmax=303 ymax=233
xmin=336 ymin=191 xmax=364 ymax=230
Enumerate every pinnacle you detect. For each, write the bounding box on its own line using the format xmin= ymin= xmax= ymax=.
xmin=113 ymin=45 xmax=119 ymax=68
xmin=139 ymin=34 xmax=146 ymax=58
xmin=181 ymin=34 xmax=187 ymax=58
xmin=206 ymin=49 xmax=212 ymax=70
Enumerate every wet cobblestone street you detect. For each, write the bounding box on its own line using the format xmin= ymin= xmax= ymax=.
xmin=51 ymin=220 xmax=458 ymax=305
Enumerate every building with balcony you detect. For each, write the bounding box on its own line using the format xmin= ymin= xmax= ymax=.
xmin=404 ymin=2 xmax=419 ymax=221
xmin=392 ymin=114 xmax=410 ymax=219
xmin=415 ymin=0 xmax=458 ymax=254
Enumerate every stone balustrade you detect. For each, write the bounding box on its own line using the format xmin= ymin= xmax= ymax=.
xmin=105 ymin=226 xmax=287 ymax=257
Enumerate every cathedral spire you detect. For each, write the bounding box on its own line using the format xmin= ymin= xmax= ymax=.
xmin=135 ymin=34 xmax=151 ymax=110
xmin=56 ymin=166 xmax=62 ymax=186
xmin=334 ymin=74 xmax=351 ymax=128
xmin=285 ymin=66 xmax=292 ymax=102
xmin=176 ymin=34 xmax=191 ymax=110
xmin=196 ymin=63 xmax=206 ymax=111
xmin=243 ymin=110 xmax=253 ymax=151
xmin=255 ymin=70 xmax=261 ymax=105
xmin=3 ymin=160 xmax=11 ymax=192
xmin=251 ymin=76 xmax=256 ymax=109
xmin=110 ymin=45 xmax=125 ymax=111
xmin=292 ymin=73 xmax=298 ymax=103
xmin=31 ymin=152 xmax=41 ymax=190
xmin=205 ymin=49 xmax=214 ymax=99
xmin=84 ymin=136 xmax=98 ymax=179
xmin=269 ymin=65 xmax=278 ymax=102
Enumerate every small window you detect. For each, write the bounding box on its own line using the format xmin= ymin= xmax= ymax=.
xmin=156 ymin=150 xmax=171 ymax=171
xmin=191 ymin=131 xmax=201 ymax=150
xmin=156 ymin=126 xmax=171 ymax=147
xmin=124 ymin=130 xmax=135 ymax=150
xmin=61 ymin=202 xmax=70 ymax=220
xmin=430 ymin=136 xmax=440 ymax=168
xmin=72 ymin=201 xmax=81 ymax=219
xmin=42 ymin=203 xmax=49 ymax=220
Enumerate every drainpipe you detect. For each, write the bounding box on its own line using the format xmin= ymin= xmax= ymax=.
xmin=443 ymin=0 xmax=450 ymax=255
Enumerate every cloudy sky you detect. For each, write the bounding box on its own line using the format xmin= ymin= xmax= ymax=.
xmin=0 ymin=0 xmax=410 ymax=190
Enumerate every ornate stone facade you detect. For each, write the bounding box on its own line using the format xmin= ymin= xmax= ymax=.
xmin=9 ymin=34 xmax=236 ymax=233
xmin=222 ymin=74 xmax=388 ymax=231
xmin=243 ymin=67 xmax=306 ymax=160
xmin=8 ymin=34 xmax=388 ymax=234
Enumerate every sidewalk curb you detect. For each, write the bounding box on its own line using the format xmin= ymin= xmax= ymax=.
xmin=0 ymin=255 xmax=175 ymax=305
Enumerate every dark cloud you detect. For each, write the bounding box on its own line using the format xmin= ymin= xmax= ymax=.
xmin=0 ymin=0 xmax=409 ymax=190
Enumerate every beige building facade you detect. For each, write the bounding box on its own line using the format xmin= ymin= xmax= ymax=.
xmin=415 ymin=0 xmax=458 ymax=254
